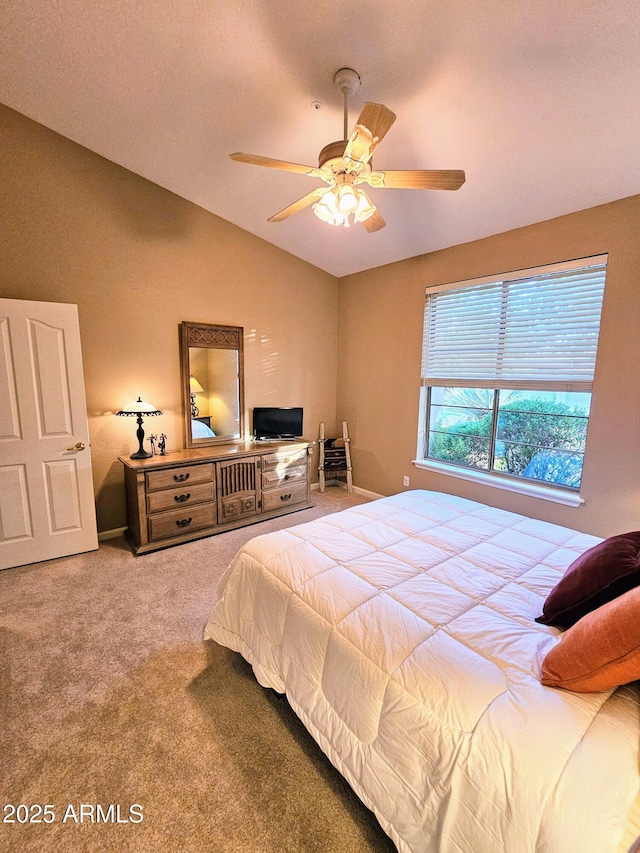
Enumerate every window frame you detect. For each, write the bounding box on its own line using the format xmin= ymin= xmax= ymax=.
xmin=414 ymin=255 xmax=607 ymax=506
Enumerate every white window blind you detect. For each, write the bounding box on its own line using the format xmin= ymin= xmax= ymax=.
xmin=421 ymin=257 xmax=607 ymax=392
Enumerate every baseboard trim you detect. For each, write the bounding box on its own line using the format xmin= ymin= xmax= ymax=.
xmin=98 ymin=526 xmax=126 ymax=542
xmin=311 ymin=482 xmax=383 ymax=501
xmin=352 ymin=485 xmax=384 ymax=500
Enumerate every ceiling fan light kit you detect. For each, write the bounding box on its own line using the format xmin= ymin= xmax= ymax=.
xmin=312 ymin=183 xmax=376 ymax=228
xmin=230 ymin=68 xmax=465 ymax=232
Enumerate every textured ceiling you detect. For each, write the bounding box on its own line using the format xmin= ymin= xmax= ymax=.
xmin=2 ymin=1 xmax=640 ymax=277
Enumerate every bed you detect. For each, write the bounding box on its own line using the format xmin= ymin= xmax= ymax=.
xmin=191 ymin=418 xmax=216 ymax=439
xmin=204 ymin=489 xmax=640 ymax=852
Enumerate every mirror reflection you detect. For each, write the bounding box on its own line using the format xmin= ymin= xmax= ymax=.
xmin=180 ymin=322 xmax=245 ymax=447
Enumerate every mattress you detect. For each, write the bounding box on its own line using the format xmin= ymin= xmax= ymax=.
xmin=205 ymin=489 xmax=640 ymax=852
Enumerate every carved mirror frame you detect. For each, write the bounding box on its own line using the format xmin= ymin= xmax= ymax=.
xmin=179 ymin=321 xmax=245 ymax=448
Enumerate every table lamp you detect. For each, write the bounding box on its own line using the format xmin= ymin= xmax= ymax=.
xmin=189 ymin=375 xmax=204 ymax=418
xmin=116 ymin=397 xmax=162 ymax=459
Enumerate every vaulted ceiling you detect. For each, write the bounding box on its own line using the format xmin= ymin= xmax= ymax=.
xmin=2 ymin=1 xmax=640 ymax=277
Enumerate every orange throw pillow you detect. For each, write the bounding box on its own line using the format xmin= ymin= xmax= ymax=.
xmin=541 ymin=586 xmax=640 ymax=692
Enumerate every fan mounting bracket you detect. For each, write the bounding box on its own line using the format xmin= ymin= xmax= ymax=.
xmin=333 ymin=68 xmax=361 ymax=96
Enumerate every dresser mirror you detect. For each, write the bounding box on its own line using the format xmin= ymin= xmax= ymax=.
xmin=179 ymin=321 xmax=245 ymax=448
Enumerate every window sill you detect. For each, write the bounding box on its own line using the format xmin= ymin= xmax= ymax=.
xmin=412 ymin=458 xmax=584 ymax=507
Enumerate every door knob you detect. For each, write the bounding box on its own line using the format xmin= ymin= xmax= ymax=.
xmin=66 ymin=441 xmax=86 ymax=451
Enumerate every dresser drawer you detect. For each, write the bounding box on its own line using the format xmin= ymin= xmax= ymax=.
xmin=261 ymin=448 xmax=307 ymax=472
xmin=146 ymin=481 xmax=214 ymax=514
xmin=261 ymin=482 xmax=307 ymax=513
xmin=262 ymin=465 xmax=306 ymax=490
xmin=148 ymin=503 xmax=216 ymax=542
xmin=146 ymin=463 xmax=214 ymax=492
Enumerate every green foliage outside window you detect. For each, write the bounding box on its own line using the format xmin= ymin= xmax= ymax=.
xmin=428 ymin=397 xmax=588 ymax=483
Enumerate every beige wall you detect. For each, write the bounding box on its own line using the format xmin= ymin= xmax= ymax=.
xmin=0 ymin=105 xmax=339 ymax=533
xmin=338 ymin=195 xmax=640 ymax=537
xmin=3 ymin=102 xmax=639 ymax=541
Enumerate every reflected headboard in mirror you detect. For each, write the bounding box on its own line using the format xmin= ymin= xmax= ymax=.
xmin=179 ymin=321 xmax=245 ymax=448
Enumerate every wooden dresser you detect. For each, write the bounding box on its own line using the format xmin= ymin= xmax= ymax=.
xmin=119 ymin=441 xmax=312 ymax=554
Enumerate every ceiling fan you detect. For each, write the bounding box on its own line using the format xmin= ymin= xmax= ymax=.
xmin=230 ymin=68 xmax=465 ymax=232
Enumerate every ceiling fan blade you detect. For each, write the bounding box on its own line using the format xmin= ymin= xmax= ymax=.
xmin=267 ymin=187 xmax=330 ymax=223
xmin=363 ymin=209 xmax=386 ymax=232
xmin=355 ymin=102 xmax=397 ymax=144
xmin=230 ymin=152 xmax=325 ymax=179
xmin=367 ymin=169 xmax=466 ymax=190
xmin=344 ymin=102 xmax=397 ymax=174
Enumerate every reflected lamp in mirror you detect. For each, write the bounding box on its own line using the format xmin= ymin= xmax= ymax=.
xmin=189 ymin=375 xmax=204 ymax=418
xmin=116 ymin=397 xmax=162 ymax=459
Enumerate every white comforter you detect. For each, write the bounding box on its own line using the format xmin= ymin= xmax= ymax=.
xmin=204 ymin=490 xmax=640 ymax=852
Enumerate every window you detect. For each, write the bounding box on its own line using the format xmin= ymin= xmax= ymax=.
xmin=416 ymin=256 xmax=607 ymax=504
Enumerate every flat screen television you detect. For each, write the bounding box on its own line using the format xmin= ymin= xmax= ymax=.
xmin=252 ymin=407 xmax=303 ymax=440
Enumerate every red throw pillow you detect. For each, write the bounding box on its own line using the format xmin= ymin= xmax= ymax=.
xmin=541 ymin=586 xmax=640 ymax=692
xmin=536 ymin=531 xmax=640 ymax=628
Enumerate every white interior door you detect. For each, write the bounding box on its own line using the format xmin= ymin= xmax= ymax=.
xmin=0 ymin=298 xmax=98 ymax=570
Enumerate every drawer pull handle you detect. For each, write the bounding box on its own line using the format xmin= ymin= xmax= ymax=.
xmin=176 ymin=517 xmax=192 ymax=528
xmin=284 ymin=474 xmax=290 ymax=480
xmin=173 ymin=473 xmax=190 ymax=483
xmin=280 ymin=493 xmax=292 ymax=502
xmin=174 ymin=493 xmax=191 ymax=503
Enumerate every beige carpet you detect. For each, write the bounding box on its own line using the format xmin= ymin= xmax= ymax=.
xmin=0 ymin=488 xmax=396 ymax=853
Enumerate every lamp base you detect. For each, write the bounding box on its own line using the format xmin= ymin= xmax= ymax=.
xmin=131 ymin=416 xmax=151 ymax=459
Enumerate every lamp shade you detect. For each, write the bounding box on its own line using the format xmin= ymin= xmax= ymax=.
xmin=353 ymin=188 xmax=376 ymax=223
xmin=313 ymin=192 xmax=339 ymax=224
xmin=336 ymin=184 xmax=358 ymax=215
xmin=189 ymin=376 xmax=204 ymax=394
xmin=116 ymin=398 xmax=162 ymax=417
